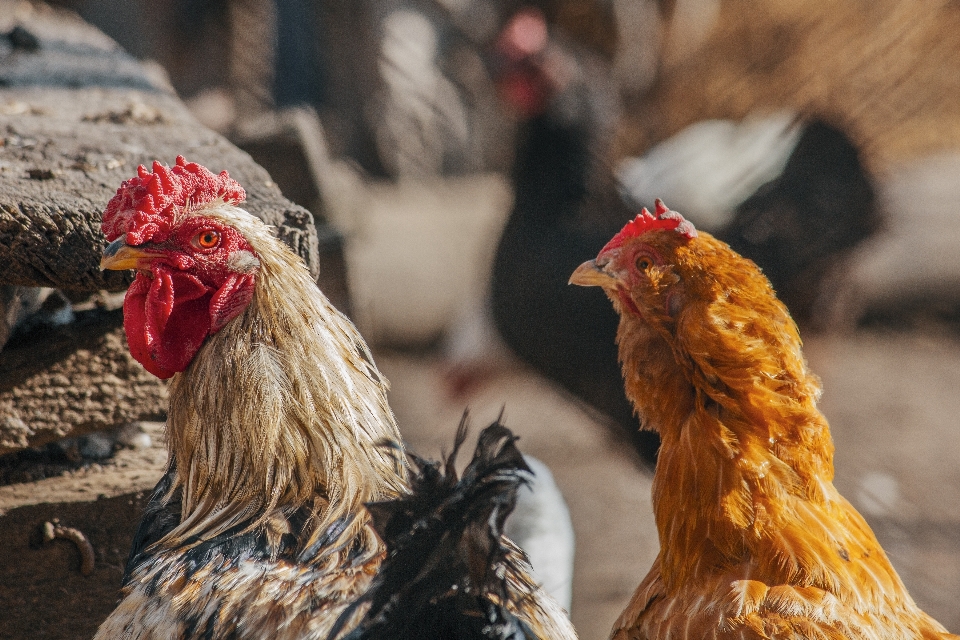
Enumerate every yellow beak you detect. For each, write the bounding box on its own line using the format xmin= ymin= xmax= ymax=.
xmin=100 ymin=238 xmax=166 ymax=271
xmin=569 ymin=259 xmax=617 ymax=288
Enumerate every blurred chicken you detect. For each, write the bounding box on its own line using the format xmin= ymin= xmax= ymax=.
xmin=0 ymin=286 xmax=74 ymax=351
xmin=570 ymin=202 xmax=957 ymax=638
xmin=95 ymin=157 xmax=574 ymax=640
xmin=486 ymin=7 xmax=660 ymax=465
xmin=332 ymin=418 xmax=572 ymax=640
xmin=473 ymin=7 xmax=877 ymax=470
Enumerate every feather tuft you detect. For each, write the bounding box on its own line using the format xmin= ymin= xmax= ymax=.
xmin=330 ymin=416 xmax=537 ymax=640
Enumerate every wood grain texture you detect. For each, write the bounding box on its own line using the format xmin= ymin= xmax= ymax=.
xmin=0 ymin=309 xmax=167 ymax=454
xmin=0 ymin=1 xmax=319 ymax=290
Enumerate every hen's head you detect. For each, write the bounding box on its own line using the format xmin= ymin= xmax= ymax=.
xmin=569 ymin=200 xmax=704 ymax=328
xmin=100 ymin=156 xmax=260 ymax=379
xmin=491 ymin=7 xmax=571 ymax=119
xmin=570 ymin=200 xmax=801 ymax=399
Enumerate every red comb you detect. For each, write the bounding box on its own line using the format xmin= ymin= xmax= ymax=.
xmin=101 ymin=156 xmax=245 ymax=244
xmin=497 ymin=7 xmax=548 ymax=62
xmin=601 ymin=199 xmax=697 ymax=253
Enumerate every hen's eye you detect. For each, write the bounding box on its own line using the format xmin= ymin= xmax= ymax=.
xmin=194 ymin=230 xmax=221 ymax=249
xmin=636 ymin=256 xmax=652 ymax=271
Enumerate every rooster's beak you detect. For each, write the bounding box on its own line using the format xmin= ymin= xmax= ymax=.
xmin=100 ymin=238 xmax=165 ymax=271
xmin=569 ymin=259 xmax=617 ymax=288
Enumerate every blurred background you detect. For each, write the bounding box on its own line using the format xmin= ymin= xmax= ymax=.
xmin=3 ymin=0 xmax=960 ymax=637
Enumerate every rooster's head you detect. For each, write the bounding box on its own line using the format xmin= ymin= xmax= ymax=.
xmin=100 ymin=156 xmax=260 ymax=379
xmin=492 ymin=7 xmax=567 ymax=118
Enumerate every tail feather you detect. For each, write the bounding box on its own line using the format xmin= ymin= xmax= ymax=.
xmin=331 ymin=415 xmax=537 ymax=640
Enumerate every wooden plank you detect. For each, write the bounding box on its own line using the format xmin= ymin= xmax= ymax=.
xmin=0 ymin=2 xmax=352 ymax=452
xmin=0 ymin=309 xmax=167 ymax=454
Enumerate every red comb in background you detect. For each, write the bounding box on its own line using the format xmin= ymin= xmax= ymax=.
xmin=497 ymin=7 xmax=548 ymax=62
xmin=601 ymin=199 xmax=697 ymax=253
xmin=102 ymin=156 xmax=245 ymax=245
xmin=493 ymin=7 xmax=553 ymax=118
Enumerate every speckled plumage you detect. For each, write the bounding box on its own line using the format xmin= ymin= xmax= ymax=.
xmin=571 ymin=205 xmax=958 ymax=639
xmin=96 ymin=201 xmax=406 ymax=639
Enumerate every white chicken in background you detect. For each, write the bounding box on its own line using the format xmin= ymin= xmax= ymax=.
xmin=371 ymin=9 xmax=470 ymax=179
xmin=505 ymin=455 xmax=576 ymax=613
xmin=616 ymin=113 xmax=803 ymax=232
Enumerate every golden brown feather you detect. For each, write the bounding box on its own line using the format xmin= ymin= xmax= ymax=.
xmin=571 ymin=203 xmax=958 ymax=639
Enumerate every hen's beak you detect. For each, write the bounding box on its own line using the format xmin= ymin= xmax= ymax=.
xmin=100 ymin=238 xmax=165 ymax=271
xmin=569 ymin=259 xmax=617 ymax=288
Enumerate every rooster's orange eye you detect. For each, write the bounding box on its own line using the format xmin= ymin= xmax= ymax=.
xmin=636 ymin=256 xmax=652 ymax=271
xmin=194 ymin=230 xmax=221 ymax=249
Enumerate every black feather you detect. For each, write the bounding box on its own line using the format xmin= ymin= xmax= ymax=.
xmin=124 ymin=458 xmax=349 ymax=592
xmin=717 ymin=120 xmax=878 ymax=324
xmin=123 ymin=465 xmax=181 ymax=587
xmin=329 ymin=415 xmax=538 ymax=640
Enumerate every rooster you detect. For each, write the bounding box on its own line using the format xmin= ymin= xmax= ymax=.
xmin=570 ymin=201 xmax=957 ymax=638
xmin=332 ymin=417 xmax=557 ymax=640
xmin=95 ymin=157 xmax=575 ymax=640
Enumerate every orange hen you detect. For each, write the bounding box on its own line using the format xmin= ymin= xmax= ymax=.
xmin=570 ymin=201 xmax=957 ymax=639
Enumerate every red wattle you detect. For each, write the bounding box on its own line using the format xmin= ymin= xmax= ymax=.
xmin=617 ymin=288 xmax=643 ymax=318
xmin=124 ymin=274 xmax=162 ymax=377
xmin=123 ymin=266 xmax=214 ymax=379
xmin=498 ymin=70 xmax=549 ymax=118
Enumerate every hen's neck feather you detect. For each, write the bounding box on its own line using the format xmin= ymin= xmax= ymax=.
xmin=617 ymin=235 xmax=906 ymax=607
xmin=161 ymin=204 xmax=408 ymax=550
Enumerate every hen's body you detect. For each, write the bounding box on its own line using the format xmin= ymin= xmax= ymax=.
xmin=571 ymin=206 xmax=957 ymax=638
xmin=96 ymin=161 xmax=575 ymax=639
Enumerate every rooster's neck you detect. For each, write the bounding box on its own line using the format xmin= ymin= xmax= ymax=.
xmin=162 ymin=221 xmax=407 ymax=548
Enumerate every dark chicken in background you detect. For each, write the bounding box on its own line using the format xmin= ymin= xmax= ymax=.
xmin=331 ymin=418 xmax=547 ymax=640
xmin=486 ymin=8 xmax=877 ymax=467
xmin=718 ymin=120 xmax=879 ymax=326
xmin=488 ymin=7 xmax=659 ymax=465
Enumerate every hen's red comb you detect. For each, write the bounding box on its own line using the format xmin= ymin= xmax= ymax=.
xmin=102 ymin=156 xmax=245 ymax=244
xmin=601 ymin=199 xmax=697 ymax=253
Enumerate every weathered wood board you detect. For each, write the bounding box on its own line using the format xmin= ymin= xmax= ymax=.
xmin=0 ymin=1 xmax=320 ymax=291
